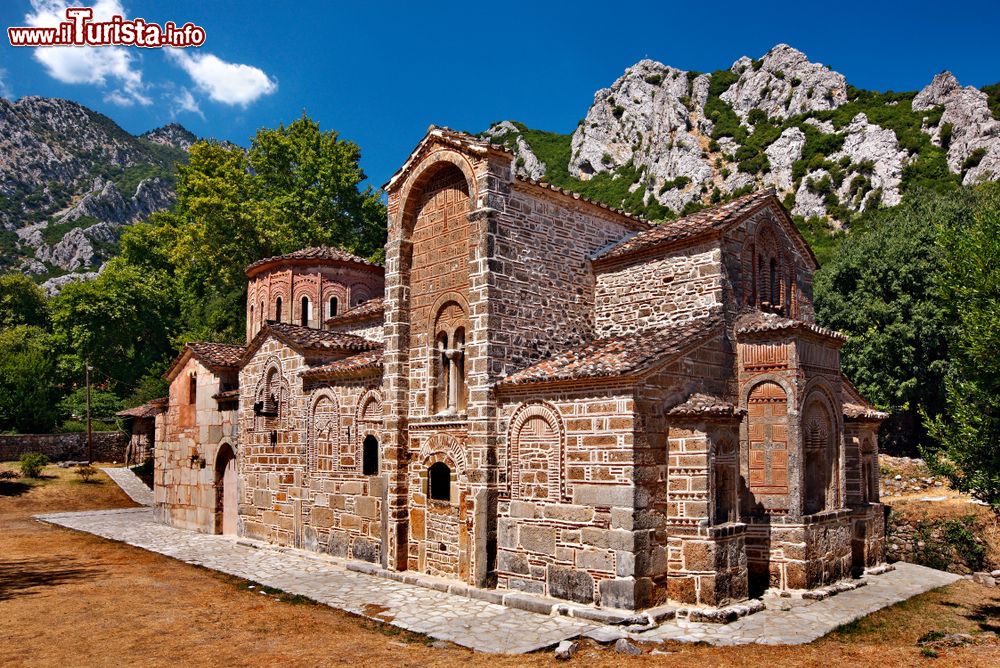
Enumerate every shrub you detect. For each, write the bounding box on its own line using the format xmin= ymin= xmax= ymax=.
xmin=643 ymin=73 xmax=662 ymax=86
xmin=612 ymin=105 xmax=625 ymax=119
xmin=76 ymin=465 xmax=99 ymax=483
xmin=19 ymin=452 xmax=49 ymax=478
xmin=747 ymin=108 xmax=768 ymax=126
xmin=751 ymin=58 xmax=763 ymax=71
xmin=791 ymin=77 xmax=802 ymax=87
xmin=939 ymin=122 xmax=953 ymax=149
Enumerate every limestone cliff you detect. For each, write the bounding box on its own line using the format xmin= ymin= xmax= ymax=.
xmin=484 ymin=44 xmax=1000 ymax=228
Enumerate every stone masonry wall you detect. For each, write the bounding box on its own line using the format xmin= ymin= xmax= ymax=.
xmin=239 ymin=336 xmax=385 ymax=562
xmin=0 ymin=431 xmax=126 ymax=462
xmin=327 ymin=318 xmax=384 ymax=344
xmin=154 ymin=357 xmax=238 ymax=533
xmin=491 ymin=182 xmax=644 ymax=376
xmin=594 ymin=241 xmax=724 ymax=338
xmin=494 ymin=387 xmax=639 ymax=609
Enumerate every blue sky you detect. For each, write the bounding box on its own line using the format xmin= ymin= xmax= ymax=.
xmin=2 ymin=0 xmax=999 ymax=188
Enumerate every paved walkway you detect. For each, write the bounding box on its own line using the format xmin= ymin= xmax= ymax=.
xmin=101 ymin=467 xmax=153 ymax=506
xmin=35 ymin=508 xmax=962 ymax=653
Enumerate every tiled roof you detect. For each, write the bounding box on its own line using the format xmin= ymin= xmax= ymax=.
xmin=245 ymin=246 xmax=382 ymax=276
xmin=212 ymin=388 xmax=240 ymax=401
xmin=843 ymin=403 xmax=889 ymax=421
xmin=165 ymin=341 xmax=245 ymax=381
xmin=115 ymin=400 xmax=166 ymax=419
xmin=186 ymin=342 xmax=246 ymax=369
xmin=667 ymin=393 xmax=744 ymax=419
xmin=500 ymin=314 xmax=723 ymax=387
xmin=300 ymin=348 xmax=383 ymax=380
xmin=324 ymin=297 xmax=384 ymax=326
xmin=594 ymin=190 xmax=778 ymax=263
xmin=242 ymin=322 xmax=379 ymax=366
xmin=841 ymin=374 xmax=889 ymax=421
xmin=735 ymin=311 xmax=847 ymax=343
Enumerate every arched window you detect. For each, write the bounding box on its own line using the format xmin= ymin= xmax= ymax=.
xmin=803 ymin=398 xmax=835 ymax=514
xmin=249 ymin=304 xmax=254 ymax=332
xmin=769 ymin=257 xmax=779 ymax=306
xmin=188 ymin=372 xmax=197 ymax=405
xmin=713 ymin=438 xmax=738 ymax=524
xmin=428 ymin=462 xmax=451 ymax=502
xmin=329 ymin=296 xmax=338 ymax=318
xmin=300 ymin=296 xmax=310 ymax=327
xmin=356 ymin=297 xmax=365 ymax=306
xmin=432 ymin=302 xmax=467 ymax=415
xmin=275 ymin=297 xmax=283 ymax=323
xmin=362 ymin=435 xmax=379 ymax=475
xmin=311 ymin=395 xmax=338 ymax=472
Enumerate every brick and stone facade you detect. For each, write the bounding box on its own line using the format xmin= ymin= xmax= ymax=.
xmin=149 ymin=126 xmax=887 ymax=611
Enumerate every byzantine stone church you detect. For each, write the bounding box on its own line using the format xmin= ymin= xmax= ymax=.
xmin=148 ymin=127 xmax=887 ymax=611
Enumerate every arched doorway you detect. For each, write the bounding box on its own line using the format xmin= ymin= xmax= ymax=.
xmin=215 ymin=443 xmax=238 ymax=536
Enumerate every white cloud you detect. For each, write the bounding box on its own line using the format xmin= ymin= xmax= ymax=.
xmin=166 ymin=49 xmax=277 ymax=107
xmin=0 ymin=69 xmax=11 ymax=99
xmin=26 ymin=0 xmax=150 ymax=106
xmin=171 ymin=87 xmax=204 ymax=119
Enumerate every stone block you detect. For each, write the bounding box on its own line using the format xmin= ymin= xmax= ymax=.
xmin=547 ymin=565 xmax=594 ymax=604
xmin=311 ymin=507 xmax=334 ymax=528
xmin=509 ymin=500 xmax=538 ymax=518
xmin=519 ymin=525 xmax=556 ymax=556
xmin=497 ymin=518 xmax=517 ymax=548
xmin=581 ymin=527 xmax=634 ymax=551
xmin=498 ymin=550 xmax=530 ymax=575
xmin=543 ymin=503 xmax=594 ymax=523
xmin=599 ymin=578 xmax=637 ymax=609
xmin=356 ymin=496 xmax=379 ymax=519
xmin=577 ymin=548 xmax=614 ymax=572
xmin=572 ymin=484 xmax=633 ymax=508
xmin=351 ymin=537 xmax=379 ymax=563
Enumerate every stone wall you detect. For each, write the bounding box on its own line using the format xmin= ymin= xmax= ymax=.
xmin=154 ymin=356 xmax=238 ymax=533
xmin=594 ymin=241 xmax=723 ymax=338
xmin=494 ymin=387 xmax=639 ymax=608
xmin=0 ymin=431 xmax=126 ymax=462
xmin=239 ymin=335 xmax=386 ymax=562
xmin=328 ymin=318 xmax=384 ymax=344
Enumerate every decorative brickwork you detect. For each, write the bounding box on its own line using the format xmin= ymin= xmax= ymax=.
xmin=149 ymin=126 xmax=886 ymax=612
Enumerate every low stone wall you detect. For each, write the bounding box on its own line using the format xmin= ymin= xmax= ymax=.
xmin=0 ymin=432 xmax=128 ymax=462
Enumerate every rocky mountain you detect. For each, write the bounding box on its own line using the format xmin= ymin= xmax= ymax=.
xmin=484 ymin=44 xmax=1000 ymax=237
xmin=0 ymin=96 xmax=193 ymax=292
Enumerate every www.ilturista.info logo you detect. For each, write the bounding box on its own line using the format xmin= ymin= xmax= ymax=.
xmin=8 ymin=7 xmax=206 ymax=48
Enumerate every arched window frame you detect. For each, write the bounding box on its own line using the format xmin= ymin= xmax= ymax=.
xmin=428 ymin=461 xmax=451 ymax=502
xmin=300 ymin=295 xmax=310 ymax=327
xmin=274 ymin=296 xmax=283 ymax=323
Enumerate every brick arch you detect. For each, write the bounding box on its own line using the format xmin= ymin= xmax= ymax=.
xmin=417 ymin=433 xmax=467 ymax=478
xmin=396 ymin=150 xmax=479 ymax=239
xmin=802 ymin=388 xmax=840 ymax=513
xmin=739 ymin=373 xmax=795 ymax=411
xmin=507 ymin=401 xmax=564 ymax=502
xmin=308 ymin=389 xmax=341 ymax=474
xmin=354 ymin=387 xmax=383 ymax=470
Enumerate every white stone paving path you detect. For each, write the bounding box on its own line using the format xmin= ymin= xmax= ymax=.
xmin=101 ymin=467 xmax=154 ymax=506
xmin=35 ymin=508 xmax=962 ymax=653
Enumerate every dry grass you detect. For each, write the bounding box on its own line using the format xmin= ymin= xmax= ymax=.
xmin=0 ymin=463 xmax=998 ymax=667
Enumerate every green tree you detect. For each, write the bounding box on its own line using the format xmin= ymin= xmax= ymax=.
xmin=926 ymin=183 xmax=1000 ymax=508
xmin=58 ymin=386 xmax=124 ymax=424
xmin=0 ymin=273 xmax=49 ymax=330
xmin=815 ymin=189 xmax=969 ymax=451
xmin=0 ymin=326 xmax=60 ymax=432
xmin=119 ymin=116 xmax=387 ymax=344
xmin=50 ymin=259 xmax=179 ymax=396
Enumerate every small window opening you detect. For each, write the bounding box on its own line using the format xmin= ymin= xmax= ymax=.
xmin=329 ymin=296 xmax=338 ymax=317
xmin=188 ymin=372 xmax=197 ymax=405
xmin=301 ymin=296 xmax=310 ymax=327
xmin=275 ymin=297 xmax=283 ymax=323
xmin=362 ymin=435 xmax=379 ymax=475
xmin=428 ymin=462 xmax=451 ymax=502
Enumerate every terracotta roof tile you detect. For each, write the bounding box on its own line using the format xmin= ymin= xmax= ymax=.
xmin=115 ymin=400 xmax=166 ymax=419
xmin=324 ymin=297 xmax=384 ymax=326
xmin=300 ymin=348 xmax=383 ymax=380
xmin=241 ymin=322 xmax=379 ymax=366
xmin=245 ymin=245 xmax=382 ymax=276
xmin=186 ymin=342 xmax=246 ymax=369
xmin=843 ymin=403 xmax=889 ymax=421
xmin=735 ymin=310 xmax=847 ymax=343
xmin=667 ymin=393 xmax=744 ymax=418
xmin=500 ymin=314 xmax=723 ymax=386
xmin=594 ymin=190 xmax=777 ymax=263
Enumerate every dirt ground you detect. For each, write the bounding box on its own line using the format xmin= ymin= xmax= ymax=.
xmin=1 ymin=463 xmax=999 ymax=667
